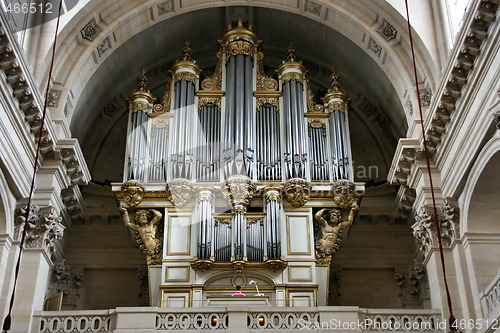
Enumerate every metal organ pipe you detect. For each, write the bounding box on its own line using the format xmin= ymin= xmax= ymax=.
xmin=264 ymin=190 xmax=281 ymax=259
xmin=197 ymin=190 xmax=213 ymax=259
xmin=309 ymin=127 xmax=329 ymax=181
xmin=281 ymin=76 xmax=307 ymax=180
xmin=223 ymin=46 xmax=254 ymax=178
xmin=127 ymin=101 xmax=150 ymax=181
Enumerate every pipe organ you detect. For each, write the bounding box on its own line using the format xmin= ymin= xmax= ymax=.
xmin=114 ymin=21 xmax=364 ymax=308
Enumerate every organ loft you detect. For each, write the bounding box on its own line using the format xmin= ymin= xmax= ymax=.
xmin=112 ymin=21 xmax=364 ymax=307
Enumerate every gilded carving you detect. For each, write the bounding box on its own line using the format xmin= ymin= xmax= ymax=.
xmin=168 ymin=178 xmax=194 ymax=207
xmin=191 ymin=259 xmax=214 ymax=272
xmin=200 ymin=50 xmax=223 ymax=91
xmin=281 ymin=72 xmax=304 ymax=83
xmin=198 ymin=97 xmax=221 ymax=110
xmin=322 ymin=68 xmax=347 ymax=102
xmin=225 ymin=175 xmax=256 ymax=209
xmin=264 ymin=189 xmax=281 ymax=203
xmin=265 ymin=258 xmax=288 ymax=271
xmin=284 ymin=178 xmax=311 ymax=207
xmin=306 ymin=82 xmax=324 ymax=114
xmin=256 ymin=51 xmax=279 ymax=92
xmin=173 ymin=71 xmax=196 ymax=84
xmin=314 ymin=205 xmax=358 ymax=265
xmin=151 ymin=79 xmax=171 ymax=116
xmin=131 ymin=101 xmax=149 ymax=113
xmin=232 ymin=260 xmax=246 ymax=273
xmin=120 ymin=206 xmax=163 ymax=265
xmin=226 ymin=40 xmax=255 ymax=60
xmin=121 ymin=180 xmax=145 ymax=207
xmin=332 ymin=180 xmax=360 ymax=209
xmin=256 ymin=96 xmax=279 ymax=111
xmin=327 ymin=101 xmax=346 ymax=112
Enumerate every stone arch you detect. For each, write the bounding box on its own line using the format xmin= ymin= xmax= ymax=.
xmin=460 ymin=134 xmax=500 ymax=311
xmin=29 ymin=0 xmax=437 ymax=136
xmin=0 ymin=166 xmax=15 ymax=236
xmin=461 ymin=135 xmax=500 ymax=234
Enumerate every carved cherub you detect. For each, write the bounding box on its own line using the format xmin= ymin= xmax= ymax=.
xmin=315 ymin=205 xmax=359 ymax=259
xmin=120 ymin=206 xmax=162 ymax=251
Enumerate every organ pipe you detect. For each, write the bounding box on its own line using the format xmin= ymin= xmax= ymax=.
xmin=221 ymin=21 xmax=258 ymax=178
xmin=170 ymin=41 xmax=201 ymax=180
xmin=279 ymin=43 xmax=308 ymax=180
xmin=125 ymin=69 xmax=155 ymax=181
xmin=197 ymin=189 xmax=214 ymax=259
xmin=123 ymin=24 xmax=361 ymax=272
xmin=322 ymin=69 xmax=353 ymax=181
xmin=264 ymin=189 xmax=281 ymax=259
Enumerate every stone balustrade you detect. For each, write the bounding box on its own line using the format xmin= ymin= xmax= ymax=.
xmin=32 ymin=306 xmax=441 ymax=333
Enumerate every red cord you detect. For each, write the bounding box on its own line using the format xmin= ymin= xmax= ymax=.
xmin=404 ymin=0 xmax=456 ymax=329
xmin=2 ymin=1 xmax=64 ymax=332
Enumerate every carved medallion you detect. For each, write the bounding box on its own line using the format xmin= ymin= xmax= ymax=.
xmin=332 ymin=180 xmax=359 ymax=209
xmin=121 ymin=180 xmax=145 ymax=207
xmin=284 ymin=178 xmax=311 ymax=207
xmin=168 ymin=178 xmax=194 ymax=207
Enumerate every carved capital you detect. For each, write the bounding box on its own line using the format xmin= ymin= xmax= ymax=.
xmin=281 ymin=71 xmax=304 ymax=83
xmin=264 ymin=187 xmax=281 ymax=203
xmin=14 ymin=204 xmax=65 ymax=256
xmin=493 ymin=109 xmax=500 ymax=130
xmin=225 ymin=175 xmax=256 ymax=209
xmin=168 ymin=178 xmax=194 ymax=207
xmin=197 ymin=187 xmax=214 ymax=202
xmin=226 ymin=40 xmax=255 ymax=60
xmin=411 ymin=208 xmax=436 ymax=257
xmin=173 ymin=71 xmax=197 ymax=84
xmin=121 ymin=180 xmax=145 ymax=207
xmin=438 ymin=199 xmax=460 ymax=247
xmin=284 ymin=178 xmax=311 ymax=207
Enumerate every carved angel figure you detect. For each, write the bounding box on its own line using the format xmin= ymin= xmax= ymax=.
xmin=315 ymin=205 xmax=359 ymax=260
xmin=120 ymin=206 xmax=162 ymax=251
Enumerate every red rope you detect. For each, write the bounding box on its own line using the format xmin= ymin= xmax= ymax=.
xmin=2 ymin=1 xmax=64 ymax=331
xmin=404 ymin=0 xmax=456 ymax=329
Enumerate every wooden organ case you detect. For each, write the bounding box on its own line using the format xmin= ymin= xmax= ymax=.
xmin=113 ymin=21 xmax=364 ymax=308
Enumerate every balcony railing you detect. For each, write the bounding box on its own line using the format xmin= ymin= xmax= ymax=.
xmin=32 ymin=306 xmax=441 ymax=333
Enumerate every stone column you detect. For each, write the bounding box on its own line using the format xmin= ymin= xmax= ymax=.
xmin=9 ymin=204 xmax=64 ymax=333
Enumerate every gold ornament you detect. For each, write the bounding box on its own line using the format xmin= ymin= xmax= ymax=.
xmin=281 ymin=72 xmax=304 ymax=83
xmin=284 ymin=178 xmax=312 ymax=207
xmin=332 ymin=180 xmax=359 ymax=209
xmin=121 ymin=180 xmax=145 ymax=207
xmin=314 ymin=205 xmax=358 ymax=265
